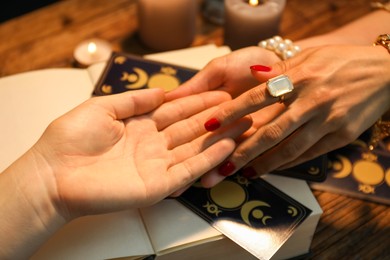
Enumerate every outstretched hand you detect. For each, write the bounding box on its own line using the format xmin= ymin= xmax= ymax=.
xmin=33 ymin=89 xmax=251 ymax=219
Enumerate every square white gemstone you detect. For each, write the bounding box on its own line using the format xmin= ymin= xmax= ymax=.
xmin=266 ymin=75 xmax=294 ymax=97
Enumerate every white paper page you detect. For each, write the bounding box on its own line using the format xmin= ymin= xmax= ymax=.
xmin=87 ymin=61 xmax=107 ymax=85
xmin=139 ymin=200 xmax=223 ymax=254
xmin=0 ymin=68 xmax=93 ymax=172
xmin=32 ymin=210 xmax=154 ymax=260
xmin=145 ymin=44 xmax=231 ymax=70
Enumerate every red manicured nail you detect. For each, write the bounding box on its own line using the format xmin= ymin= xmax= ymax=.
xmin=218 ymin=161 xmax=236 ymax=176
xmin=250 ymin=65 xmax=272 ymax=72
xmin=242 ymin=167 xmax=257 ymax=178
xmin=204 ymin=118 xmax=221 ymax=131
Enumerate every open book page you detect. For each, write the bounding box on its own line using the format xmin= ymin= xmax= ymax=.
xmin=0 ymin=68 xmax=93 ymax=172
xmin=144 ymin=44 xmax=231 ymax=70
xmin=86 ymin=61 xmax=107 ymax=85
xmin=32 ymin=210 xmax=154 ymax=260
xmin=139 ymin=200 xmax=223 ymax=255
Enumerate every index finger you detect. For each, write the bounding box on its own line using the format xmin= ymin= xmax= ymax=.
xmin=203 ymin=81 xmax=282 ymax=131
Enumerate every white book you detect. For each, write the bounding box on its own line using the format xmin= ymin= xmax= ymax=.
xmin=0 ymin=44 xmax=322 ymax=260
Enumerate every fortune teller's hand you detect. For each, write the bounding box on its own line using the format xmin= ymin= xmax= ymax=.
xmin=199 ymin=45 xmax=390 ymax=187
xmin=166 ymin=46 xmax=280 ymax=100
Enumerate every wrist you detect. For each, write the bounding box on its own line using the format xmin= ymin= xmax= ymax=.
xmin=296 ymin=10 xmax=390 ymax=49
xmin=0 ymin=146 xmax=66 ymax=258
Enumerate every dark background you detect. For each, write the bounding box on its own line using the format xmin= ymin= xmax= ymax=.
xmin=0 ymin=0 xmax=58 ymax=23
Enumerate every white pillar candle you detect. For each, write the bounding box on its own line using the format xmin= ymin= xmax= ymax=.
xmin=138 ymin=0 xmax=197 ymax=51
xmin=73 ymin=38 xmax=112 ymax=67
xmin=224 ymin=0 xmax=286 ymax=50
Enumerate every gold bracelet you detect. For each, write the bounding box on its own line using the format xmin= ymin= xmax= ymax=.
xmin=368 ymin=118 xmax=390 ymax=151
xmin=373 ymin=34 xmax=390 ymax=54
xmin=258 ymin=36 xmax=301 ymax=60
xmin=367 ymin=34 xmax=390 ymax=152
xmin=371 ymin=1 xmax=390 ymax=12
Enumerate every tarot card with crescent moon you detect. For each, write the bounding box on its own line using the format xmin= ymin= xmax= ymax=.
xmin=311 ymin=131 xmax=390 ymax=205
xmin=93 ymin=52 xmax=197 ymax=95
xmin=177 ymin=174 xmax=312 ymax=260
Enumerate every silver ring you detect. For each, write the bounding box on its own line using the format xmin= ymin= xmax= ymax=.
xmin=266 ymin=75 xmax=294 ymax=103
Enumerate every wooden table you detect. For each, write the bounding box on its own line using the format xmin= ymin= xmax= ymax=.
xmin=0 ymin=0 xmax=389 ymax=259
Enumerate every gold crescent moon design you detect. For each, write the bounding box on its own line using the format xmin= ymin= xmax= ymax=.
xmin=114 ymin=56 xmax=126 ymax=64
xmin=125 ymin=67 xmax=149 ymax=90
xmin=353 ymin=160 xmax=384 ymax=185
xmin=240 ymin=200 xmax=270 ymax=226
xmin=308 ymin=167 xmax=320 ymax=175
xmin=351 ymin=139 xmax=368 ymax=148
xmin=101 ymin=84 xmax=112 ymax=94
xmin=261 ymin=216 xmax=272 ymax=225
xmin=287 ymin=206 xmax=298 ymax=217
xmin=331 ymin=155 xmax=352 ymax=179
xmin=385 ymin=168 xmax=390 ymax=187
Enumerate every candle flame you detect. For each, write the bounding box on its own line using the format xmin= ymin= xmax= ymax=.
xmin=248 ymin=0 xmax=259 ymax=6
xmin=87 ymin=42 xmax=97 ymax=54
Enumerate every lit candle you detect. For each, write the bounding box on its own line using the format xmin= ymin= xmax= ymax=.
xmin=224 ymin=0 xmax=286 ymax=50
xmin=73 ymin=38 xmax=112 ymax=67
xmin=137 ymin=0 xmax=197 ymax=51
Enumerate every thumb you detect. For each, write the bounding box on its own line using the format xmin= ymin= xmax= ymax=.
xmin=95 ymin=88 xmax=165 ymax=120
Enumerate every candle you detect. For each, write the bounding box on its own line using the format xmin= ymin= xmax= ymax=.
xmin=137 ymin=0 xmax=197 ymax=51
xmin=224 ymin=0 xmax=286 ymax=50
xmin=73 ymin=38 xmax=112 ymax=67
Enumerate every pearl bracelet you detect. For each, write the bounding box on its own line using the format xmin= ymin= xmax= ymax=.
xmin=258 ymin=36 xmax=301 ymax=60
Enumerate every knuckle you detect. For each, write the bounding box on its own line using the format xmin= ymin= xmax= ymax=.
xmin=220 ymin=105 xmax=238 ymax=123
xmin=338 ymin=126 xmax=360 ymax=143
xmin=234 ymin=148 xmax=255 ymax=166
xmin=246 ymin=88 xmax=267 ymax=108
xmin=326 ymin=110 xmax=350 ymax=132
xmin=280 ymin=141 xmax=301 ymax=160
xmin=261 ymin=122 xmax=284 ymax=145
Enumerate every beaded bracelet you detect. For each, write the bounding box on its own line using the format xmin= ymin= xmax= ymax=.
xmin=258 ymin=36 xmax=301 ymax=60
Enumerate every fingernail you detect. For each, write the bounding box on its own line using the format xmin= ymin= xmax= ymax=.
xmin=204 ymin=118 xmax=221 ymax=131
xmin=218 ymin=161 xmax=236 ymax=176
xmin=242 ymin=167 xmax=257 ymax=178
xmin=250 ymin=65 xmax=272 ymax=72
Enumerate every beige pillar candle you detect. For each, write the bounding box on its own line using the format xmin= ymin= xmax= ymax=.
xmin=138 ymin=0 xmax=197 ymax=51
xmin=224 ymin=0 xmax=286 ymax=50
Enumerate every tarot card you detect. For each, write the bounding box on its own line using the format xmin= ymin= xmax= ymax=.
xmin=178 ymin=173 xmax=312 ymax=260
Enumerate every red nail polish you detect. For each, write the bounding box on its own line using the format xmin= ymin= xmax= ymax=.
xmin=242 ymin=167 xmax=257 ymax=178
xmin=218 ymin=161 xmax=236 ymax=176
xmin=250 ymin=65 xmax=272 ymax=72
xmin=204 ymin=118 xmax=221 ymax=131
